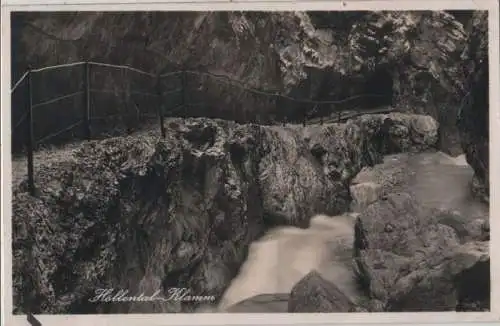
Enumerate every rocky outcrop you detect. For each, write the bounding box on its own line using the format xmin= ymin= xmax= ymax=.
xmin=349 ymin=182 xmax=382 ymax=212
xmin=353 ymin=193 xmax=489 ymax=311
xmin=12 ymin=113 xmax=438 ymax=314
xmin=351 ymin=149 xmax=489 ymax=311
xmin=12 ymin=11 xmax=468 ymax=102
xmin=457 ymin=11 xmax=489 ymax=202
xmin=288 ymin=271 xmax=358 ymax=312
xmin=13 ymin=120 xmax=266 ymax=314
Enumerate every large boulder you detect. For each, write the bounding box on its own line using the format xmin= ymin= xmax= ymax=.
xmin=288 ymin=271 xmax=358 ymax=312
xmin=353 ymin=192 xmax=489 ymax=311
xmin=388 ymin=241 xmax=489 ymax=312
xmin=409 ymin=115 xmax=440 ymax=147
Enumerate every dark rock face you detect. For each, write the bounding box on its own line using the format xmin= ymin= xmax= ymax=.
xmin=12 ymin=11 xmax=470 ymax=152
xmin=288 ymin=271 xmax=357 ymax=312
xmin=457 ymin=11 xmax=489 ymax=202
xmin=12 ymin=114 xmax=438 ymax=314
xmin=353 ymin=192 xmax=489 ymax=311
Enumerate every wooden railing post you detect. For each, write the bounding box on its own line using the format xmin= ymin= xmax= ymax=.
xmin=25 ymin=69 xmax=35 ymax=196
xmin=83 ymin=62 xmax=91 ymax=140
xmin=275 ymin=94 xmax=285 ymax=127
xmin=319 ymin=104 xmax=324 ymax=125
xmin=181 ymin=69 xmax=187 ymax=118
xmin=302 ymin=105 xmax=307 ymax=127
xmin=156 ymin=75 xmax=166 ymax=138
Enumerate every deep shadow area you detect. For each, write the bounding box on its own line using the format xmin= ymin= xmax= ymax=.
xmin=363 ymin=68 xmax=394 ymax=108
xmin=456 ymin=260 xmax=490 ymax=311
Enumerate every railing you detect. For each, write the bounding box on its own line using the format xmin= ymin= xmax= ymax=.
xmin=10 ymin=61 xmax=393 ymax=195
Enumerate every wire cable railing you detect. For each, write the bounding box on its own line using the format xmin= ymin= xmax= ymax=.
xmin=88 ymin=61 xmax=156 ymax=77
xmin=31 ymin=91 xmax=84 ymax=109
xmin=11 ymin=71 xmax=30 ymax=94
xmin=10 ymin=61 xmax=394 ymax=195
xmin=30 ymin=61 xmax=86 ymax=73
xmin=182 ymin=69 xmax=388 ymax=105
xmin=35 ymin=120 xmax=84 ymax=145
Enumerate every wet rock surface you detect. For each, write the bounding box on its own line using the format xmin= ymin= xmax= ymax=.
xmin=288 ymin=271 xmax=358 ymax=312
xmin=351 ymin=152 xmax=489 ymax=312
xmin=12 ymin=113 xmax=437 ymax=314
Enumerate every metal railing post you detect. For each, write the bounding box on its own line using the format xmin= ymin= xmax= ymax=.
xmin=83 ymin=62 xmax=91 ymax=140
xmin=156 ymin=75 xmax=166 ymax=138
xmin=181 ymin=69 xmax=187 ymax=118
xmin=25 ymin=69 xmax=35 ymax=196
xmin=319 ymin=104 xmax=324 ymax=125
xmin=275 ymin=94 xmax=285 ymax=127
xmin=303 ymin=105 xmax=307 ymax=127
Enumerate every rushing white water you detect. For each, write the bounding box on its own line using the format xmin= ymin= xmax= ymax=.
xmin=218 ymin=213 xmax=359 ymax=311
xmin=217 ymin=152 xmax=487 ymax=312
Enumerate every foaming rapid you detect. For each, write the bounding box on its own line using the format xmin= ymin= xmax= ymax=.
xmin=216 ymin=152 xmax=486 ymax=312
xmin=218 ymin=214 xmax=359 ymax=311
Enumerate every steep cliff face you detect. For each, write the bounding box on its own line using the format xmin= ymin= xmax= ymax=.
xmin=12 ymin=113 xmax=438 ymax=314
xmin=457 ymin=11 xmax=489 ymax=202
xmin=12 ymin=11 xmax=473 ymax=152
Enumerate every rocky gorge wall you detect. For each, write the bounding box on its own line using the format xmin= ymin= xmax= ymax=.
xmin=10 ymin=10 xmax=491 ymax=314
xmin=12 ymin=113 xmax=439 ymax=314
xmin=457 ymin=11 xmax=489 ymax=202
xmin=11 ymin=11 xmax=477 ymax=153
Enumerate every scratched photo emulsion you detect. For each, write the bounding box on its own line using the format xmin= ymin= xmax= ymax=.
xmin=9 ymin=10 xmax=489 ymax=314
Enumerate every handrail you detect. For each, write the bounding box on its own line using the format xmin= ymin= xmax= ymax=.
xmin=183 ymin=70 xmax=386 ymax=105
xmin=31 ymin=61 xmax=86 ymax=73
xmin=11 ymin=61 xmax=388 ymax=108
xmin=11 ymin=71 xmax=30 ymax=94
xmin=11 ymin=60 xmax=395 ymax=197
xmin=89 ymin=88 xmax=159 ymax=97
xmin=159 ymin=71 xmax=182 ymax=78
xmin=35 ymin=120 xmax=84 ymax=145
xmin=88 ymin=62 xmax=156 ymax=77
xmin=32 ymin=91 xmax=84 ymax=109
xmin=13 ymin=112 xmax=28 ymax=131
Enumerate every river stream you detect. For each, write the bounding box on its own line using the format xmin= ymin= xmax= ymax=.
xmin=216 ymin=152 xmax=488 ymax=312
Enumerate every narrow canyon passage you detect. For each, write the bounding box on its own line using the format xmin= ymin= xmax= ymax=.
xmin=217 ymin=151 xmax=488 ymax=312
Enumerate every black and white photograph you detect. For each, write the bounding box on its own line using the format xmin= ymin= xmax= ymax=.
xmin=1 ymin=1 xmax=498 ymax=324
